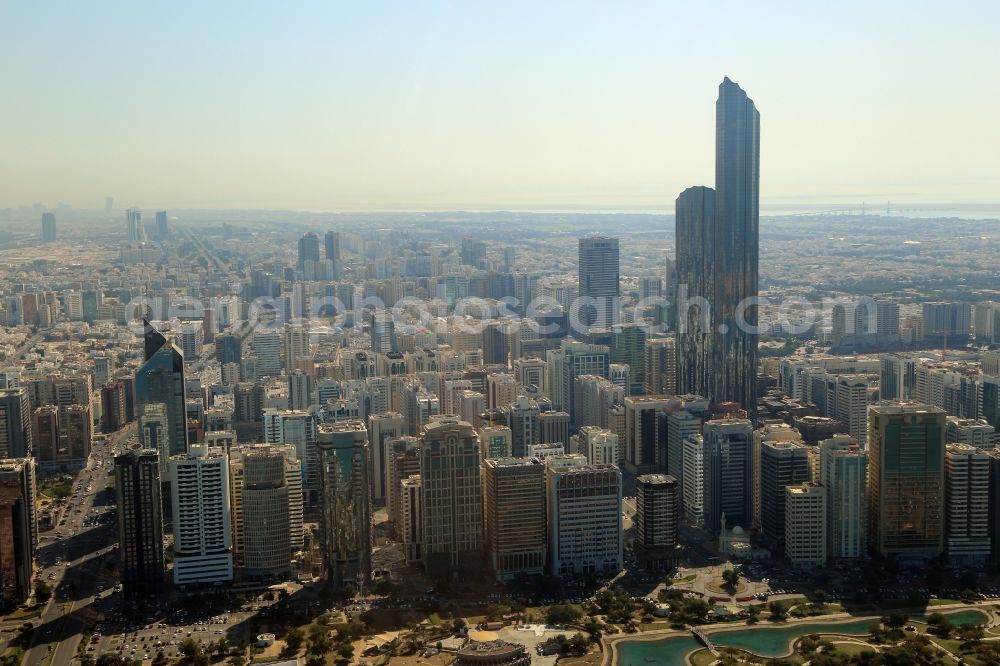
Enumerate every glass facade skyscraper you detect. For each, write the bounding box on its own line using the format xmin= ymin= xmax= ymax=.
xmin=867 ymin=402 xmax=946 ymax=560
xmin=317 ymin=421 xmax=371 ymax=591
xmin=135 ymin=320 xmax=188 ymax=460
xmin=676 ymin=78 xmax=759 ymax=411
xmin=578 ymin=236 xmax=620 ymax=329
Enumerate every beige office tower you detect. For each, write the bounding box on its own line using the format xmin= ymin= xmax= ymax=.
xmin=644 ymin=337 xmax=677 ymax=396
xmin=478 ymin=425 xmax=513 ymax=459
xmin=283 ymin=323 xmax=311 ymax=373
xmin=230 ymin=443 xmax=303 ymax=567
xmin=575 ymin=426 xmax=619 ymax=466
xmin=205 ymin=430 xmax=237 ymax=453
xmin=419 ymin=418 xmax=482 ymax=575
xmin=513 ymin=358 xmax=547 ymax=394
xmin=526 ymin=443 xmax=565 ymax=460
xmin=545 ymin=454 xmax=622 ymax=577
xmin=607 ymin=404 xmax=625 ymax=462
xmin=400 ymin=475 xmax=422 ymax=565
xmin=573 ymin=374 xmax=623 ymax=431
xmin=450 ymin=329 xmax=482 ymax=354
xmin=635 ymin=473 xmax=679 ymax=572
xmin=539 ymin=410 xmax=570 ymax=447
xmin=944 ymin=443 xmax=990 ymax=564
xmin=458 ymin=390 xmax=486 ymax=428
xmin=945 ymin=417 xmax=996 ymax=449
xmin=751 ymin=422 xmax=801 ymax=530
xmin=833 ymin=374 xmax=869 ymax=447
xmin=867 ymin=402 xmax=946 ymax=560
xmin=482 ymin=457 xmax=546 ymax=580
xmin=486 ymin=373 xmax=518 ymax=410
xmin=385 ymin=436 xmax=421 ymax=535
xmin=241 ymin=447 xmax=292 ymax=580
xmin=784 ymin=482 xmax=827 ymax=569
xmin=368 ymin=412 xmax=405 ymax=504
xmin=443 ymin=379 xmax=474 ymax=415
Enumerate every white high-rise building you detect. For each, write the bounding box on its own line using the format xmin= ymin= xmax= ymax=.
xmin=945 ymin=443 xmax=990 ymax=564
xmin=819 ymin=435 xmax=867 ymax=559
xmin=544 ymin=454 xmax=622 ymax=577
xmin=833 ymin=374 xmax=869 ymax=446
xmin=368 ymin=412 xmax=405 ymax=503
xmin=169 ymin=445 xmax=233 ymax=586
xmin=588 ymin=429 xmax=619 ymax=466
xmin=263 ymin=409 xmax=317 ymax=504
xmin=666 ymin=409 xmax=702 ymax=489
xmin=681 ymin=434 xmax=705 ymax=525
xmin=784 ymin=482 xmax=827 ymax=569
xmin=400 ymin=475 xmax=422 ymax=565
xmin=946 ymin=417 xmax=996 ymax=449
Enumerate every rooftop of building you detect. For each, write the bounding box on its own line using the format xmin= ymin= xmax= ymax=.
xmin=869 ymin=400 xmax=947 ymax=415
xmin=787 ymin=481 xmax=824 ymax=495
xmin=636 ymin=473 xmax=677 ymax=486
xmin=483 ymin=457 xmax=543 ymax=469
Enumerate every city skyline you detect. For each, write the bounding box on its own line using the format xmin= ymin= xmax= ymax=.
xmin=4 ymin=5 xmax=1000 ymax=665
xmin=2 ymin=2 xmax=999 ymax=210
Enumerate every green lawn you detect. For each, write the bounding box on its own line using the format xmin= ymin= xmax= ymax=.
xmin=689 ymin=648 xmax=717 ymax=665
xmin=828 ymin=641 xmax=877 ymax=657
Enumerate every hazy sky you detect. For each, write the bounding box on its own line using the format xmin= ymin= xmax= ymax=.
xmin=2 ymin=1 xmax=998 ymax=211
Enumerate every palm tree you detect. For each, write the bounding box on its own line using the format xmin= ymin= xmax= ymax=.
xmin=722 ymin=569 xmax=739 ymax=592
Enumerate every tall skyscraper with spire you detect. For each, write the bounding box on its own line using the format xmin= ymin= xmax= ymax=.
xmin=676 ymin=78 xmax=759 ymax=412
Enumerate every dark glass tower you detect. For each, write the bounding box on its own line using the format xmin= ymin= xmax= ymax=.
xmin=297 ymin=232 xmax=321 ymax=271
xmin=676 ymin=78 xmax=759 ymax=412
xmin=714 ymin=77 xmax=760 ymax=412
xmin=135 ymin=320 xmax=188 ymax=460
xmin=675 ymin=186 xmax=716 ymax=399
xmin=578 ymin=236 xmax=620 ymax=329
xmin=115 ymin=449 xmax=165 ymax=597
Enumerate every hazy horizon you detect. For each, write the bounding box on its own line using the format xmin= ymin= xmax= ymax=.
xmin=3 ymin=1 xmax=998 ymax=211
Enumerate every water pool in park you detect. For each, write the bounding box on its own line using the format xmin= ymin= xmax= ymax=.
xmin=614 ymin=608 xmax=988 ymax=664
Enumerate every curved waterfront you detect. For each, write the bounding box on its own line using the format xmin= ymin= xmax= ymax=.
xmin=613 ymin=608 xmax=988 ymax=664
